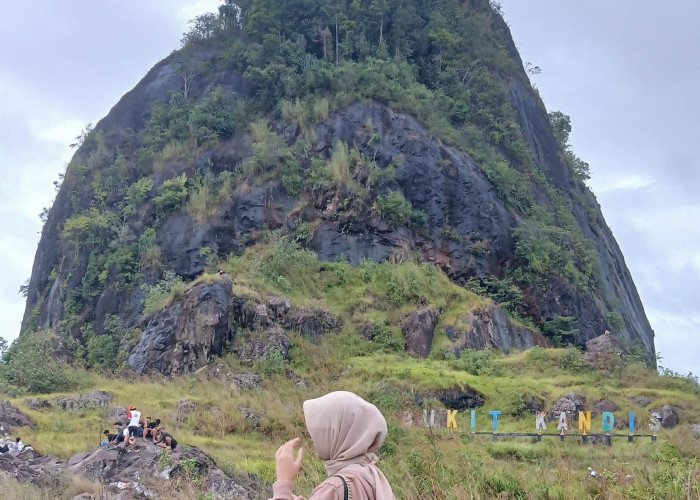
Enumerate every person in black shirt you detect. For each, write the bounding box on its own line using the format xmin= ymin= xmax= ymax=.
xmin=154 ymin=427 xmax=177 ymax=450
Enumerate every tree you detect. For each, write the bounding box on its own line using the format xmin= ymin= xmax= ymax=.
xmin=548 ymin=111 xmax=591 ymax=182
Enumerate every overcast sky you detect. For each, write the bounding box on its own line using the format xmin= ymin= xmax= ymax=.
xmin=0 ymin=1 xmax=697 ymax=375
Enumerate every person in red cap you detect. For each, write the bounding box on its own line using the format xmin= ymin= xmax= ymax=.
xmin=126 ymin=406 xmax=142 ymax=453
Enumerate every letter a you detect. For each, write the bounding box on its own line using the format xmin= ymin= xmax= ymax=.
xmin=447 ymin=410 xmax=458 ymax=429
xmin=557 ymin=412 xmax=568 ymax=431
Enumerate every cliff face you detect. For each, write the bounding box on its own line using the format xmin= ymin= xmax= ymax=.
xmin=20 ymin=1 xmax=655 ymax=369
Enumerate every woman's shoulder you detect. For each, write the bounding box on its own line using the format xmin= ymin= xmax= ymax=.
xmin=310 ymin=472 xmax=373 ymax=500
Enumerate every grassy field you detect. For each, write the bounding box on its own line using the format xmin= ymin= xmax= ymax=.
xmin=3 ymin=342 xmax=699 ymax=500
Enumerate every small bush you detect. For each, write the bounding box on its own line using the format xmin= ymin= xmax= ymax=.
xmin=375 ymin=190 xmax=427 ymax=229
xmin=154 ymin=174 xmax=188 ymax=217
xmin=448 ymin=349 xmax=501 ymax=376
xmin=142 ymin=271 xmax=187 ymax=317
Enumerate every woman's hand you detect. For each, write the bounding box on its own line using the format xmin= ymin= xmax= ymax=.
xmin=275 ymin=437 xmax=304 ymax=483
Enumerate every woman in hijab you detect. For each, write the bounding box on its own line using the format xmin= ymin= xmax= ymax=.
xmin=270 ymin=391 xmax=396 ymax=500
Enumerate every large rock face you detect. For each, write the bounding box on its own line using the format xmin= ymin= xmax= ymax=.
xmin=446 ymin=305 xmax=550 ymax=355
xmin=129 ymin=278 xmax=235 ymax=375
xmin=19 ymin=2 xmax=655 ymax=365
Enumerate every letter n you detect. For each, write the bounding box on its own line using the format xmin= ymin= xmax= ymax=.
xmin=578 ymin=411 xmax=591 ymax=434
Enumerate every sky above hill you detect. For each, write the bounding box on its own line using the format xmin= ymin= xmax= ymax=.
xmin=0 ymin=1 xmax=697 ymax=375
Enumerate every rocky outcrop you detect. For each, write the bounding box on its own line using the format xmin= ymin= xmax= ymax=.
xmin=2 ymin=438 xmax=266 ymax=499
xmin=547 ymin=393 xmax=587 ymax=422
xmin=237 ymin=327 xmax=290 ymax=363
xmin=446 ymin=305 xmax=550 ymax=355
xmin=416 ymin=387 xmax=486 ymax=411
xmin=129 ymin=279 xmax=235 ymax=375
xmin=55 ymin=390 xmax=113 ymax=411
xmin=223 ymin=373 xmax=264 ymax=392
xmin=651 ymin=405 xmax=681 ymax=429
xmin=23 ymin=398 xmax=52 ymax=411
xmin=592 ymin=399 xmax=620 ymax=417
xmin=402 ymin=308 xmax=439 ymax=358
xmin=0 ymin=401 xmax=35 ymax=435
xmin=584 ymin=331 xmax=623 ymax=371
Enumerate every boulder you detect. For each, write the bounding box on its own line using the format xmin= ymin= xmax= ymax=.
xmin=223 ymin=373 xmax=264 ymax=392
xmin=108 ymin=406 xmax=128 ymax=424
xmin=238 ymin=406 xmax=264 ymax=430
xmin=238 ymin=327 xmax=290 ymax=362
xmin=0 ymin=400 xmax=36 ymax=434
xmin=56 ymin=391 xmax=113 ymax=411
xmin=584 ymin=331 xmax=623 ymax=370
xmin=402 ymin=308 xmax=439 ymax=358
xmin=176 ymin=399 xmax=200 ymax=423
xmin=23 ymin=398 xmax=52 ymax=410
xmin=283 ymin=307 xmax=342 ymax=340
xmin=63 ymin=441 xmax=267 ymax=498
xmin=0 ymin=452 xmax=64 ymax=485
xmin=592 ymin=399 xmax=620 ymax=417
xmin=129 ymin=278 xmax=235 ymax=375
xmin=523 ymin=394 xmax=546 ymax=414
xmin=690 ymin=424 xmax=700 ymax=434
xmin=547 ymin=393 xmax=587 ymax=422
xmin=416 ymin=386 xmax=485 ymax=411
xmin=629 ymin=397 xmax=652 ymax=407
xmin=651 ymin=405 xmax=681 ymax=429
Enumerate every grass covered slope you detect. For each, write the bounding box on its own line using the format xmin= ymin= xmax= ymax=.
xmin=4 ymin=342 xmax=699 ymax=499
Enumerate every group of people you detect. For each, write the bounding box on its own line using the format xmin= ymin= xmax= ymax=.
xmin=101 ymin=405 xmax=177 ymax=453
xmin=0 ymin=436 xmax=33 ymax=454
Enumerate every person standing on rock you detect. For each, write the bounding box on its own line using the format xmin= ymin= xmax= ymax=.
xmin=270 ymin=391 xmax=396 ymax=500
xmin=127 ymin=406 xmax=142 ymax=453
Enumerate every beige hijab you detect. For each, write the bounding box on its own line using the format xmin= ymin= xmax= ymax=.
xmin=303 ymin=391 xmax=395 ymax=500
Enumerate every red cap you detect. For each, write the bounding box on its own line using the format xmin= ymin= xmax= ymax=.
xmin=129 ymin=406 xmax=135 ymax=410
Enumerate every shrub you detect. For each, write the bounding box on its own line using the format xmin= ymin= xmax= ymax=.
xmin=1 ymin=330 xmax=73 ymax=394
xmin=85 ymin=334 xmax=118 ymax=371
xmin=142 ymin=271 xmax=187 ymax=316
xmin=154 ymin=174 xmax=188 ymax=216
xmin=375 ymin=190 xmax=427 ymax=229
xmin=448 ymin=349 xmax=501 ymax=376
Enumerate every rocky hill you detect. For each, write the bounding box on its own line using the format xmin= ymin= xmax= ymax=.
xmin=19 ymin=0 xmax=654 ymax=375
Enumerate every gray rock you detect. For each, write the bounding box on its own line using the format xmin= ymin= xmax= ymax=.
xmin=592 ymin=399 xmax=620 ymax=417
xmin=402 ymin=308 xmax=439 ymax=358
xmin=0 ymin=400 xmax=36 ymax=434
xmin=446 ymin=305 xmax=550 ymax=355
xmin=223 ymin=373 xmax=263 ymax=392
xmin=651 ymin=405 xmax=681 ymax=429
xmin=629 ymin=397 xmax=652 ymax=407
xmin=108 ymin=406 xmax=128 ymax=424
xmin=56 ymin=391 xmax=113 ymax=411
xmin=690 ymin=424 xmax=700 ymax=434
xmin=238 ymin=406 xmax=263 ymax=430
xmin=283 ymin=307 xmax=342 ymax=340
xmin=416 ymin=387 xmax=485 ymax=411
xmin=129 ymin=278 xmax=235 ymax=375
xmin=23 ymin=398 xmax=51 ymax=410
xmin=176 ymin=399 xmax=199 ymax=423
xmin=0 ymin=452 xmax=64 ymax=485
xmin=238 ymin=326 xmax=290 ymax=362
xmin=547 ymin=393 xmax=587 ymax=422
